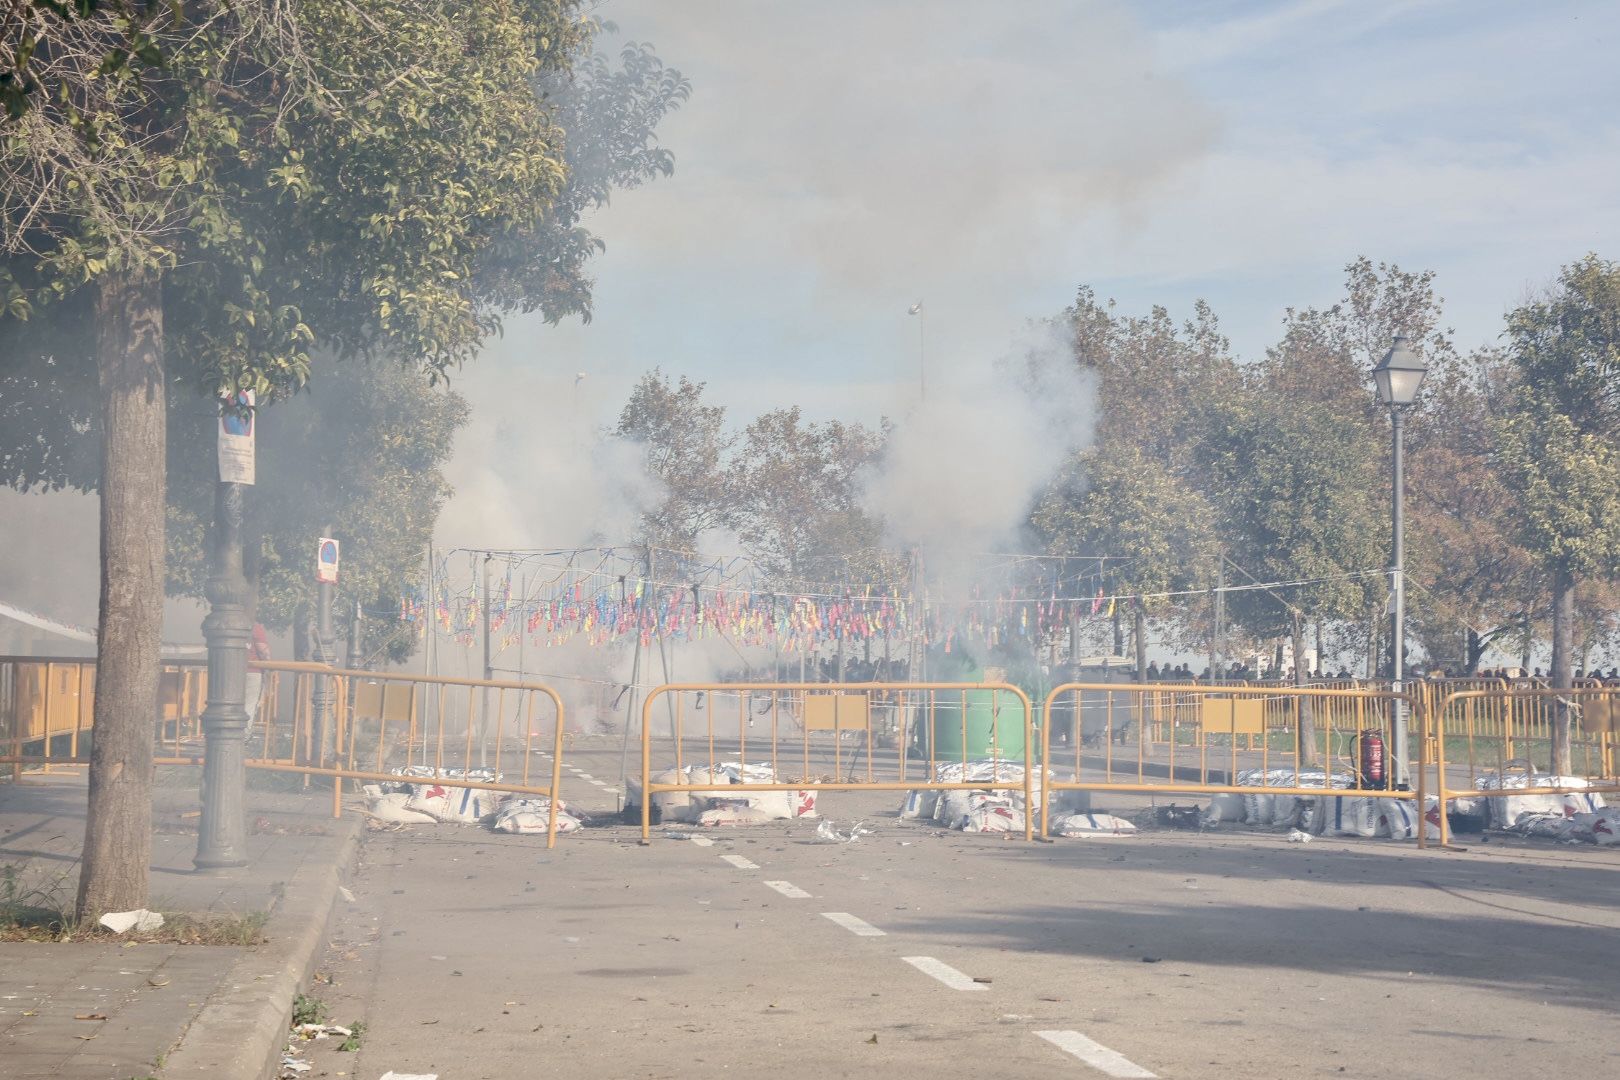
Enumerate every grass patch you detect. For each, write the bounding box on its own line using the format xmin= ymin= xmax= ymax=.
xmin=339 ymin=1019 xmax=366 ymax=1051
xmin=291 ymin=993 xmax=329 ymax=1026
xmin=0 ymin=866 xmax=269 ymax=944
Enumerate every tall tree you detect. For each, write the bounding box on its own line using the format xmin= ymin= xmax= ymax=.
xmin=733 ymin=407 xmax=887 ymax=582
xmin=1 ymin=1 xmax=664 ymax=917
xmin=1493 ymin=254 xmax=1620 ymax=772
xmin=613 ymin=370 xmax=736 ymax=551
xmin=1032 ymin=445 xmax=1214 ymax=678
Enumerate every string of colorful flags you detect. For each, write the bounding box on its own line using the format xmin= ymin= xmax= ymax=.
xmin=397 ymin=546 xmax=1133 ymax=656
xmin=396 ymin=546 xmax=1383 ymax=656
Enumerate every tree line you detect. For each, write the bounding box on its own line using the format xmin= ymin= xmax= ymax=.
xmin=611 ymin=256 xmax=1620 ymax=776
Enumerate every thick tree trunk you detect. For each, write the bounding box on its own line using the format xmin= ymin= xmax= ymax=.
xmin=1293 ymin=610 xmax=1318 ymax=766
xmin=77 ymin=272 xmax=165 ymax=921
xmin=1549 ymin=566 xmax=1575 ymax=774
xmin=1111 ymin=604 xmax=1123 ymax=657
xmin=1465 ymin=627 xmax=1483 ymax=675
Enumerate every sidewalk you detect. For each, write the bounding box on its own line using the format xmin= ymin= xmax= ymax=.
xmin=0 ymin=770 xmax=360 ymax=1080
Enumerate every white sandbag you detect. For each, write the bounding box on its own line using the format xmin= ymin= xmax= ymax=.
xmin=1205 ymin=792 xmax=1246 ymax=823
xmin=1476 ymin=772 xmax=1604 ymax=829
xmin=697 ymin=805 xmax=777 ymax=826
xmin=1568 ymin=807 xmax=1620 ymax=845
xmin=403 ymin=782 xmax=504 ymax=824
xmin=491 ymin=797 xmax=581 ymax=834
xmin=1376 ymin=799 xmax=1420 ymax=841
xmin=961 ymin=793 xmax=1022 ymax=833
xmin=1323 ymin=795 xmax=1379 ymax=838
xmin=1051 ymin=812 xmax=1137 ymax=837
xmin=1270 ymin=796 xmax=1304 ymax=830
xmin=365 ymin=791 xmax=438 ymax=825
xmin=1242 ymin=791 xmax=1277 ymax=826
xmin=899 ymin=789 xmax=941 ymax=819
xmin=934 ymin=789 xmax=977 ymax=829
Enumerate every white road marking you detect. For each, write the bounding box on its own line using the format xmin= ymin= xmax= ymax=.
xmin=763 ymin=880 xmax=811 ymax=899
xmin=720 ymin=854 xmax=759 ymax=870
xmin=901 ymin=956 xmax=987 ymax=991
xmin=578 ymin=773 xmax=595 ymax=780
xmin=1035 ymin=1031 xmax=1157 ymax=1077
xmin=821 ymin=912 xmax=885 ymax=937
xmin=688 ymin=836 xmax=715 ymax=847
xmin=589 ymin=779 xmax=607 ymax=786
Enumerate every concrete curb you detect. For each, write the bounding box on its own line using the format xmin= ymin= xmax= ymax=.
xmin=157 ymin=812 xmax=363 ymax=1080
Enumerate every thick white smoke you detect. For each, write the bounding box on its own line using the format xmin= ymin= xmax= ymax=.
xmin=862 ymin=322 xmax=1095 ymax=595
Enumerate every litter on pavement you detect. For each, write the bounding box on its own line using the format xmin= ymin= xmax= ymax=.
xmin=98 ymin=908 xmax=164 ymax=934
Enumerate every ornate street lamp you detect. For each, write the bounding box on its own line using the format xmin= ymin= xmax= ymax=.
xmin=1372 ymin=335 xmax=1427 ymax=788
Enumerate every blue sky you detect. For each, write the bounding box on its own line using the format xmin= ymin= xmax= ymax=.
xmin=429 ymin=0 xmax=1620 ymax=545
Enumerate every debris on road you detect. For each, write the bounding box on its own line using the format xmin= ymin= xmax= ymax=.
xmin=815 ymin=819 xmax=874 ymax=843
xmin=1287 ymin=829 xmax=1313 ymax=843
xmin=98 ymin=908 xmax=164 ymax=934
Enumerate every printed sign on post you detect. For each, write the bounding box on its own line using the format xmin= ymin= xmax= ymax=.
xmin=316 ymin=537 xmax=340 ymax=584
xmin=217 ymin=390 xmax=256 ymax=485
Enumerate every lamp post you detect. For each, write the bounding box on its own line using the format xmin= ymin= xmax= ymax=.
xmin=1372 ymin=334 xmax=1428 ymax=789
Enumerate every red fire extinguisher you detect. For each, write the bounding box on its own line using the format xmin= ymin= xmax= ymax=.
xmin=1356 ymin=728 xmax=1387 ymax=790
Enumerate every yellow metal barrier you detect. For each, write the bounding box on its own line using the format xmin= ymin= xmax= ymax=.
xmin=1428 ymin=686 xmax=1620 ymax=848
xmin=224 ymin=661 xmax=571 ymax=846
xmin=1 ymin=656 xmax=572 ymax=847
xmin=1039 ymin=682 xmax=1424 ymax=842
xmin=639 ymin=682 xmax=1034 ymax=842
xmin=2 ymin=655 xmax=207 ymax=778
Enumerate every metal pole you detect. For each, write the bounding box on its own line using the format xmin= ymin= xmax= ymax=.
xmin=195 ymin=481 xmax=250 ymax=869
xmin=480 ymin=553 xmax=492 ymax=766
xmin=918 ymin=306 xmax=926 ymax=402
xmin=311 ymin=530 xmax=336 ymax=767
xmin=348 ymin=599 xmax=362 ymax=669
xmin=1391 ymin=408 xmax=1410 ymax=788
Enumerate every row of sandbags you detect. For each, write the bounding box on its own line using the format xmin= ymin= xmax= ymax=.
xmin=363 ymin=767 xmax=583 ymax=834
xmin=898 ymin=761 xmax=1136 ymax=835
xmin=624 ymin=762 xmax=820 ymax=825
xmin=1204 ymin=767 xmax=1610 ymax=841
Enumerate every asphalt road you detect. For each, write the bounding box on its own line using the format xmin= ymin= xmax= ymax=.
xmin=296 ymin=739 xmax=1620 ymax=1080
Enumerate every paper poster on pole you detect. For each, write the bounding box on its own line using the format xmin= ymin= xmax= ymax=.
xmin=217 ymin=390 xmax=256 ymax=485
xmin=316 ymin=538 xmax=340 ymax=584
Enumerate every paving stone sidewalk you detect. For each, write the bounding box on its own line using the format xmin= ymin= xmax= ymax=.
xmin=0 ymin=771 xmax=357 ymax=1080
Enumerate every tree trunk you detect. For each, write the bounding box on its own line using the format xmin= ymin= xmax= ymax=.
xmin=1549 ymin=566 xmax=1575 ymax=774
xmin=77 ymin=272 xmax=165 ymax=921
xmin=1293 ymin=610 xmax=1318 ymax=766
xmin=1111 ymin=604 xmax=1123 ymax=657
xmin=1133 ymin=602 xmax=1147 ymax=682
xmin=1366 ymin=608 xmax=1378 ymax=680
xmin=1465 ymin=627 xmax=1483 ymax=675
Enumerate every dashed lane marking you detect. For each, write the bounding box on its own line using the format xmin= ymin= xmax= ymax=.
xmin=689 ymin=836 xmax=715 ymax=847
xmin=720 ymin=854 xmax=759 ymax=870
xmin=901 ymin=956 xmax=986 ymax=991
xmin=763 ymin=880 xmax=811 ymax=899
xmin=821 ymin=912 xmax=885 ymax=937
xmin=1034 ymin=1031 xmax=1157 ymax=1077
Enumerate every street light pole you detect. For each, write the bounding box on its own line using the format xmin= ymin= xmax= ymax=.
xmin=196 ymin=393 xmax=255 ymax=870
xmin=1372 ymin=335 xmax=1428 ymax=790
xmin=908 ymin=302 xmax=925 ymax=401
